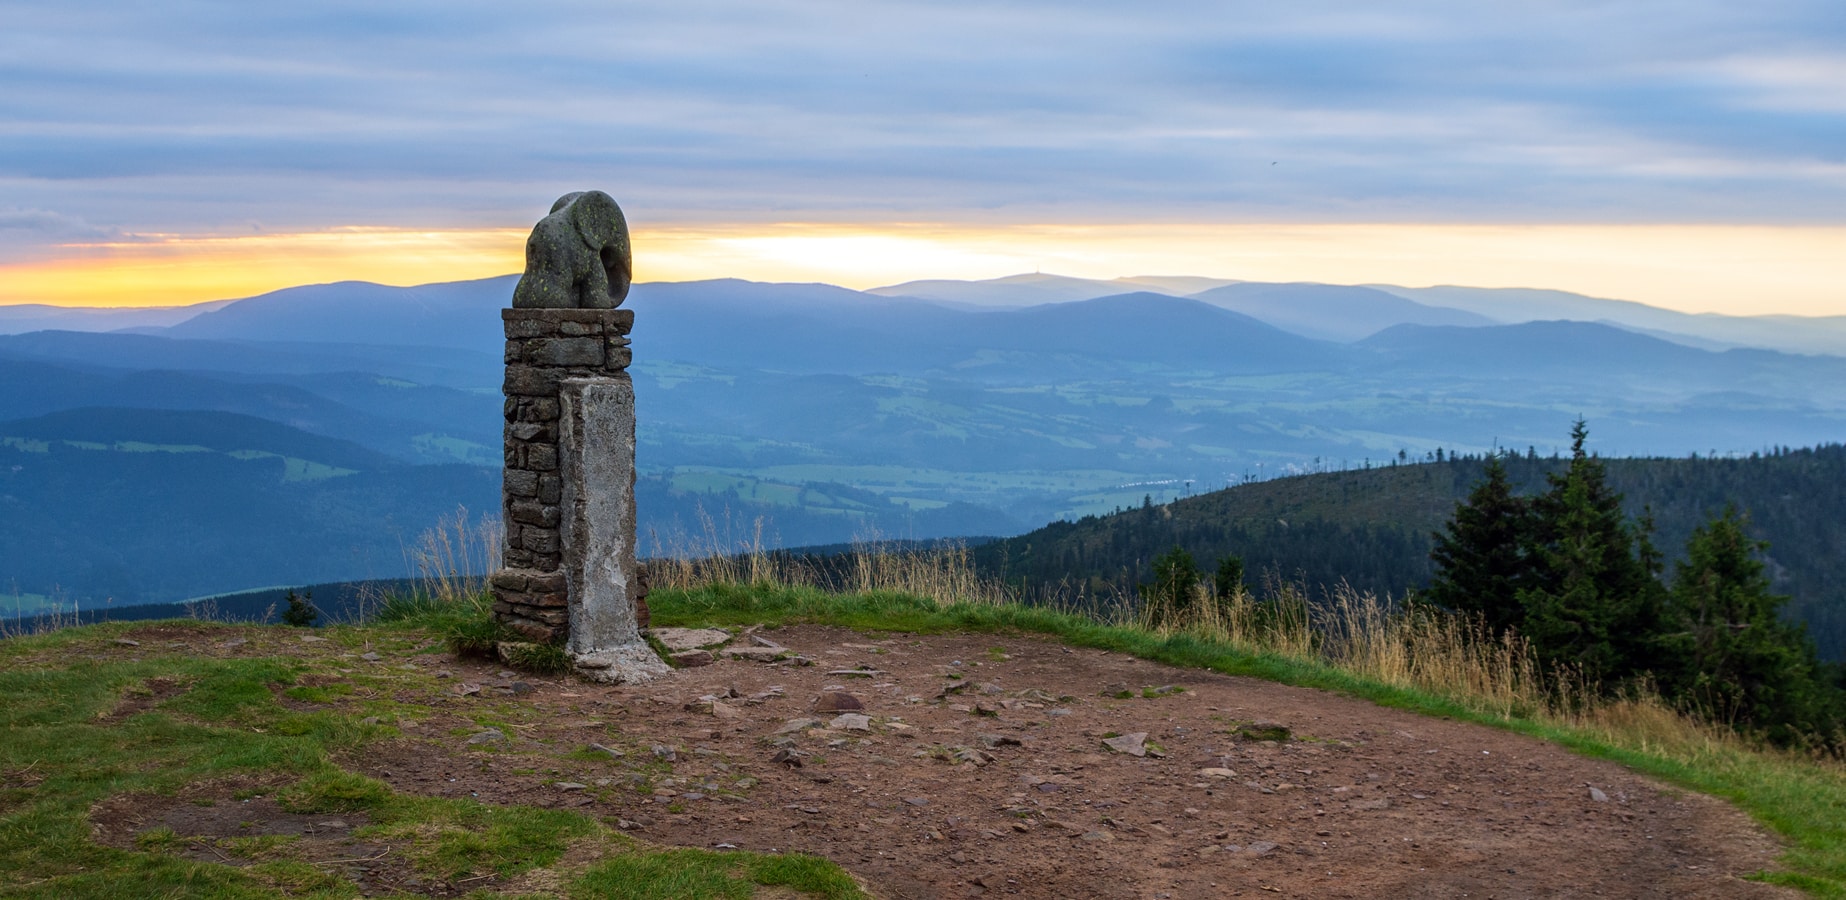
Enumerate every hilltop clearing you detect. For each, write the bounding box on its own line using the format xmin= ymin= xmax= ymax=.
xmin=1 ymin=611 xmax=1803 ymax=898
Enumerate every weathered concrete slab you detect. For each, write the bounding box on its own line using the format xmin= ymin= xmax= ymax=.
xmin=558 ymin=376 xmax=667 ymax=683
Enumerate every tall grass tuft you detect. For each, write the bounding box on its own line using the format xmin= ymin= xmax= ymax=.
xmin=371 ymin=506 xmax=503 ymax=625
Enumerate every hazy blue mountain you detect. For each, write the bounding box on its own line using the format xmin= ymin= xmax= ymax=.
xmin=1 ymin=407 xmax=399 ymax=471
xmin=868 ymin=272 xmax=1238 ymax=307
xmin=165 ymin=276 xmax=518 ymax=350
xmin=0 ymin=300 xmax=233 ymax=335
xmin=0 ymin=407 xmax=1016 ymax=607
xmin=0 ymin=329 xmax=500 ymax=389
xmin=0 ymin=359 xmax=497 ymax=464
xmin=632 ymin=284 xmax=1337 ymax=378
xmin=870 ymin=273 xmax=1173 ymax=307
xmin=1189 ymin=282 xmax=1495 ymax=342
xmin=0 ymin=421 xmax=496 ymax=604
xmin=8 ymin=273 xmax=1846 ymax=613
xmin=1358 ymin=320 xmax=1846 ymax=388
xmin=1375 ymin=285 xmax=1846 ymax=357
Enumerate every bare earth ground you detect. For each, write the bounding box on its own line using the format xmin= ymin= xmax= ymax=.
xmin=92 ymin=623 xmax=1797 ymax=899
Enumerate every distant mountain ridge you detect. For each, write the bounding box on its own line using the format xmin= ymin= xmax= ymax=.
xmin=9 ymin=271 xmax=1843 ymax=358
xmin=5 ymin=272 xmax=1845 ymax=615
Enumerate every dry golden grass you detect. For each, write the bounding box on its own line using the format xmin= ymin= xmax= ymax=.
xmin=405 ymin=505 xmax=503 ymax=606
xmin=642 ymin=516 xmax=1814 ymax=772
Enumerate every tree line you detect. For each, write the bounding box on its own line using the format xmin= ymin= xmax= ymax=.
xmin=1427 ymin=421 xmax=1841 ymax=745
xmin=970 ymin=440 xmax=1846 ymax=660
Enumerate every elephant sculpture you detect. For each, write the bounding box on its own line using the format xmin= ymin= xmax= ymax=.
xmin=512 ymin=190 xmax=632 ymax=309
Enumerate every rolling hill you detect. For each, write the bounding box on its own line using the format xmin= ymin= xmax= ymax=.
xmin=971 ymin=445 xmax=1846 ymax=659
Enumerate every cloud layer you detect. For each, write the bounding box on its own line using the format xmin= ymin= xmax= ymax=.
xmin=3 ymin=1 xmax=1844 ymax=258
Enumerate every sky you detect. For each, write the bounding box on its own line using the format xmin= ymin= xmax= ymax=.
xmin=2 ymin=1 xmax=1844 ymax=314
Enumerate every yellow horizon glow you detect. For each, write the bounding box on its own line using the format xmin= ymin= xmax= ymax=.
xmin=4 ymin=222 xmax=1844 ymax=317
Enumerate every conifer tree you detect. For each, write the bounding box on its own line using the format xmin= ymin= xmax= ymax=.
xmin=1214 ymin=554 xmax=1245 ymax=600
xmin=1426 ymin=454 xmax=1529 ymax=634
xmin=1141 ymin=545 xmax=1202 ymax=628
xmin=281 ymin=588 xmax=318 ymax=628
xmin=1658 ymin=507 xmax=1837 ymax=743
xmin=1517 ymin=420 xmax=1664 ymax=685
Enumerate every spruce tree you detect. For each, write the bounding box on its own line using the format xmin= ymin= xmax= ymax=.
xmin=1426 ymin=454 xmax=1529 ymax=634
xmin=1658 ymin=507 xmax=1837 ymax=743
xmin=1142 ymin=546 xmax=1202 ymax=628
xmin=1517 ymin=420 xmax=1664 ymax=685
xmin=281 ymin=588 xmax=319 ymax=628
xmin=1214 ymin=554 xmax=1245 ymax=600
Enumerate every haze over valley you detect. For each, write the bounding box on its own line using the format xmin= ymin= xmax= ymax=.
xmin=3 ymin=272 xmax=1843 ymax=616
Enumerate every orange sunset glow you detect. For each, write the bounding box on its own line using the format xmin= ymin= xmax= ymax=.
xmin=5 ymin=222 xmax=1845 ymax=317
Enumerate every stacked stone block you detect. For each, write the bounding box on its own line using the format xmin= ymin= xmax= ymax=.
xmin=491 ymin=307 xmax=634 ymax=643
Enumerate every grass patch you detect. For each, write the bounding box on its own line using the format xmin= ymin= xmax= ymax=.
xmin=570 ymin=848 xmax=861 ymax=900
xmin=0 ymin=618 xmax=865 ymax=899
xmin=497 ymin=640 xmax=573 ymax=675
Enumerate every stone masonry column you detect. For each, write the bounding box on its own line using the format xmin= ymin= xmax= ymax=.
xmin=490 ymin=307 xmax=668 ymax=682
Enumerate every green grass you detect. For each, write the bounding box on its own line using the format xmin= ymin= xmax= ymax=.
xmin=571 ymin=848 xmax=860 ymax=900
xmin=646 ymin=580 xmax=1846 ymax=897
xmin=0 ymin=618 xmax=866 ymax=899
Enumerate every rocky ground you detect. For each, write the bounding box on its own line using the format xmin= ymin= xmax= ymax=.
xmin=93 ymin=622 xmax=1796 ymax=898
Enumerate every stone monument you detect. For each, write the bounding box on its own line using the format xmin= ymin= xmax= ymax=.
xmin=490 ymin=191 xmax=669 ymax=683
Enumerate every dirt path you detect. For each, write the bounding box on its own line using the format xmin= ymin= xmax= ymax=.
xmin=327 ymin=624 xmax=1793 ymax=899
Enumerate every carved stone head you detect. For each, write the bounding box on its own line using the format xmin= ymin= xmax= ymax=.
xmin=512 ymin=190 xmax=633 ymax=309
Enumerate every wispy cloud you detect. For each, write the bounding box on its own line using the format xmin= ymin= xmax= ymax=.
xmin=1 ymin=1 xmax=1843 ymax=303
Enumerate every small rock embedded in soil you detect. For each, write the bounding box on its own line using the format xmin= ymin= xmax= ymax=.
xmin=722 ymin=647 xmax=783 ymax=662
xmin=829 ymin=713 xmax=873 ymax=732
xmin=813 ymin=691 xmax=864 ymax=713
xmin=1589 ymin=786 xmax=1610 ymax=803
xmin=953 ymin=748 xmax=996 ymax=766
xmin=670 ymin=649 xmax=714 ymax=667
xmin=1102 ymin=732 xmax=1149 ymax=757
xmin=588 ymin=743 xmax=624 ymax=758
xmin=652 ymin=744 xmax=677 ymax=762
xmin=465 ymin=730 xmax=507 ymax=745
xmin=112 ymin=638 xmax=140 ymax=647
xmin=652 ymin=627 xmax=732 ymax=651
xmin=556 ymin=782 xmax=587 ymax=791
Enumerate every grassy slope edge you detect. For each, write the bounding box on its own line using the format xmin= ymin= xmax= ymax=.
xmin=648 ymin=581 xmax=1846 ymax=897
